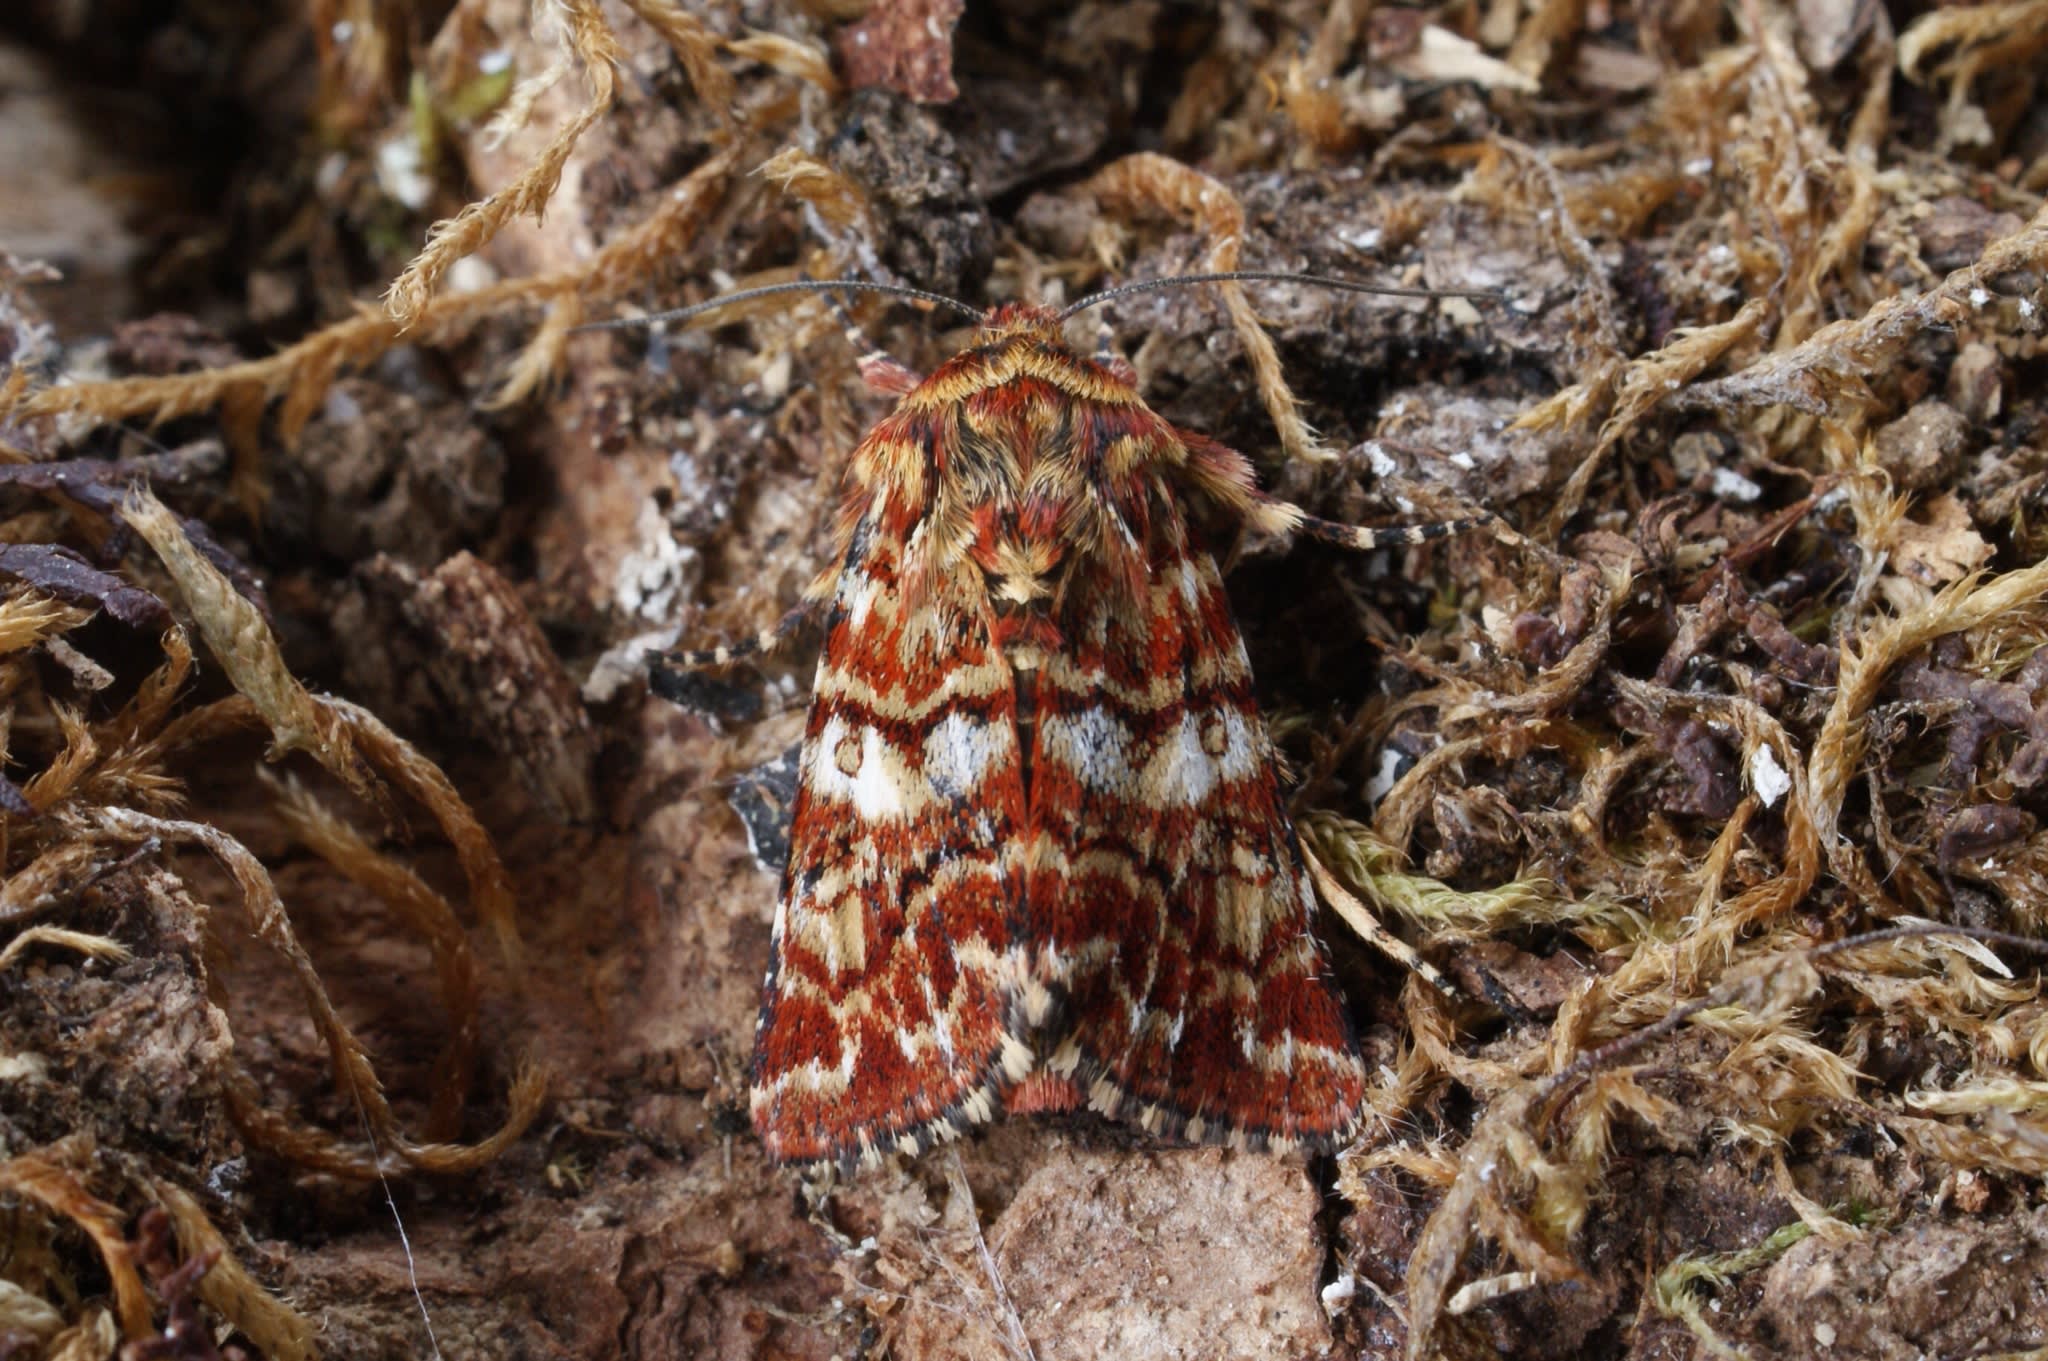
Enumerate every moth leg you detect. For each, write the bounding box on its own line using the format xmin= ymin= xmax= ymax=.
xmin=648 ymin=596 xmax=820 ymax=678
xmin=1274 ymin=498 xmax=1491 ymax=551
xmin=655 ymin=605 xmax=815 ymax=695
xmin=1178 ymin=427 xmax=1490 ymax=549
xmin=818 ymin=287 xmax=923 ymax=397
xmin=1303 ymin=846 xmax=1461 ymax=1003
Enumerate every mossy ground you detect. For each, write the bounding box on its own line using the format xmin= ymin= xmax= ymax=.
xmin=3 ymin=3 xmax=2048 ymax=1359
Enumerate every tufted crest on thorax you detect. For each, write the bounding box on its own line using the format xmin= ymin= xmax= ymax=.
xmin=846 ymin=304 xmax=1191 ymax=641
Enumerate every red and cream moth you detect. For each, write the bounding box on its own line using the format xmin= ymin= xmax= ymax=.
xmin=644 ymin=276 xmax=1482 ymax=1168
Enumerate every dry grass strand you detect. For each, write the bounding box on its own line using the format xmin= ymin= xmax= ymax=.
xmin=385 ymin=0 xmax=623 ymax=330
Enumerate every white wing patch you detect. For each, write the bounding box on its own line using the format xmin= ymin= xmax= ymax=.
xmin=845 ymin=574 xmax=881 ymax=629
xmin=809 ymin=716 xmax=911 ymax=820
xmin=922 ymin=977 xmax=958 ymax=1062
xmin=922 ymin=711 xmax=1008 ymax=800
xmin=1146 ymin=710 xmax=1258 ymax=807
xmin=1039 ymin=705 xmax=1135 ymax=793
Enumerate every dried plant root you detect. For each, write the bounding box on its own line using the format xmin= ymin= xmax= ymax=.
xmin=1810 ymin=560 xmax=2048 ymax=899
xmin=1534 ymin=298 xmax=1771 ymax=533
xmin=123 ymin=492 xmax=523 ymax=965
xmin=151 ymin=1182 xmax=317 ymax=1361
xmin=0 ymin=925 xmax=129 ymax=971
xmin=1400 ymin=955 xmax=1828 ymax=1361
xmin=0 ymin=1153 xmax=152 ymax=1341
xmin=90 ymin=807 xmax=542 ymax=1178
xmin=18 ymin=136 xmax=745 ymax=441
xmin=496 ymin=137 xmax=745 ymax=405
xmin=1678 ymin=200 xmax=2048 ymax=419
xmin=0 ymin=485 xmax=543 ymax=1179
xmin=385 ymin=0 xmax=623 ymax=329
xmin=326 ymin=696 xmax=523 ymax=970
xmin=267 ymin=772 xmax=481 ymax=1139
xmin=122 ymin=490 xmax=370 ymax=796
xmin=1081 ymin=153 xmax=1330 ymax=465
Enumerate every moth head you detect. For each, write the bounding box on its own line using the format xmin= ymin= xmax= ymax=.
xmin=971 ymin=302 xmax=1066 ymax=348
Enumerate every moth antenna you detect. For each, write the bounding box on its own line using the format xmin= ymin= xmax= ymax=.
xmin=574 ymin=278 xmax=984 ymax=335
xmin=1057 ymin=270 xmax=1502 ymax=321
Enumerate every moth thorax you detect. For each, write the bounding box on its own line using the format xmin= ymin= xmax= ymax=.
xmin=988 ymin=608 xmax=1062 ymax=659
xmin=967 ymin=506 xmax=1064 ymax=607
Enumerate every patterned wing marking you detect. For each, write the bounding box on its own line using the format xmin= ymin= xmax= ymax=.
xmin=749 ymin=514 xmax=1034 ymax=1166
xmin=1023 ymin=494 xmax=1366 ymax=1152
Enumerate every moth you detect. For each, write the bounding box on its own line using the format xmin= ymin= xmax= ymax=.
xmin=641 ymin=273 xmax=1481 ymax=1168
